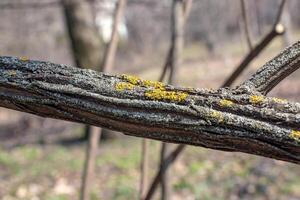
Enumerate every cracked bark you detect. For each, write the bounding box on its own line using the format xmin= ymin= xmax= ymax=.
xmin=0 ymin=41 xmax=300 ymax=165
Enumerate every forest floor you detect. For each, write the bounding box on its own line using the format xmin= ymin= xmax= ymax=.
xmin=1 ymin=36 xmax=300 ymax=200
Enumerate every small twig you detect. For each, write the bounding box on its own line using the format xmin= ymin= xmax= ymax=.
xmin=100 ymin=0 xmax=126 ymax=72
xmin=240 ymin=0 xmax=253 ymax=50
xmin=80 ymin=126 xmax=101 ymax=200
xmin=273 ymin=0 xmax=286 ymax=28
xmin=144 ymin=145 xmax=185 ymax=200
xmin=182 ymin=0 xmax=193 ymax=22
xmin=139 ymin=138 xmax=149 ymax=199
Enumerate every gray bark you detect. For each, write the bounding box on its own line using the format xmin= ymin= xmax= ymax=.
xmin=0 ymin=42 xmax=300 ymax=164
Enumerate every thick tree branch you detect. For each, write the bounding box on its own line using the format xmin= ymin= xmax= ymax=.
xmin=0 ymin=47 xmax=300 ymax=164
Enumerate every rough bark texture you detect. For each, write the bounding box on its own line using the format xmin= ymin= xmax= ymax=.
xmin=0 ymin=42 xmax=300 ymax=164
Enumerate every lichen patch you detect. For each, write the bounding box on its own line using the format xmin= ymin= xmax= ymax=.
xmin=19 ymin=56 xmax=29 ymax=61
xmin=249 ymin=95 xmax=264 ymax=104
xmin=117 ymin=74 xmax=187 ymax=102
xmin=141 ymin=79 xmax=164 ymax=90
xmin=289 ymin=130 xmax=300 ymax=141
xmin=121 ymin=74 xmax=140 ymax=85
xmin=120 ymin=74 xmax=165 ymax=89
xmin=209 ymin=110 xmax=224 ymax=123
xmin=219 ymin=99 xmax=233 ymax=107
xmin=115 ymin=82 xmax=134 ymax=91
xmin=271 ymin=97 xmax=287 ymax=104
xmin=145 ymin=89 xmax=187 ymax=102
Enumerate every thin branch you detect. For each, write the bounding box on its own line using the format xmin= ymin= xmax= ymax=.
xmin=240 ymin=0 xmax=253 ymax=50
xmin=273 ymin=0 xmax=286 ymax=28
xmin=139 ymin=138 xmax=149 ymax=199
xmin=182 ymin=0 xmax=193 ymax=22
xmin=223 ymin=24 xmax=285 ymax=87
xmin=144 ymin=145 xmax=185 ymax=200
xmin=80 ymin=126 xmax=101 ymax=200
xmin=223 ymin=0 xmax=286 ymax=87
xmin=100 ymin=0 xmax=126 ymax=72
xmin=240 ymin=41 xmax=300 ymax=94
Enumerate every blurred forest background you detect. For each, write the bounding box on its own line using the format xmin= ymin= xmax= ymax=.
xmin=0 ymin=0 xmax=300 ymax=199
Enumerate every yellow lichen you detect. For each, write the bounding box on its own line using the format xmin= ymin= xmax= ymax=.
xmin=289 ymin=130 xmax=300 ymax=141
xmin=145 ymin=89 xmax=187 ymax=102
xmin=249 ymin=95 xmax=264 ymax=104
xmin=118 ymin=74 xmax=187 ymax=102
xmin=271 ymin=97 xmax=287 ymax=104
xmin=219 ymin=99 xmax=234 ymax=107
xmin=208 ymin=110 xmax=224 ymax=123
xmin=19 ymin=56 xmax=28 ymax=61
xmin=121 ymin=74 xmax=165 ymax=89
xmin=141 ymin=79 xmax=164 ymax=90
xmin=115 ymin=82 xmax=134 ymax=91
xmin=7 ymin=70 xmax=16 ymax=76
xmin=121 ymin=74 xmax=140 ymax=85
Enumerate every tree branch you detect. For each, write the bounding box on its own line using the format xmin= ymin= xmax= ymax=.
xmin=0 ymin=50 xmax=300 ymax=164
xmin=240 ymin=41 xmax=300 ymax=95
xmin=223 ymin=0 xmax=287 ymax=87
xmin=240 ymin=0 xmax=253 ymax=50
